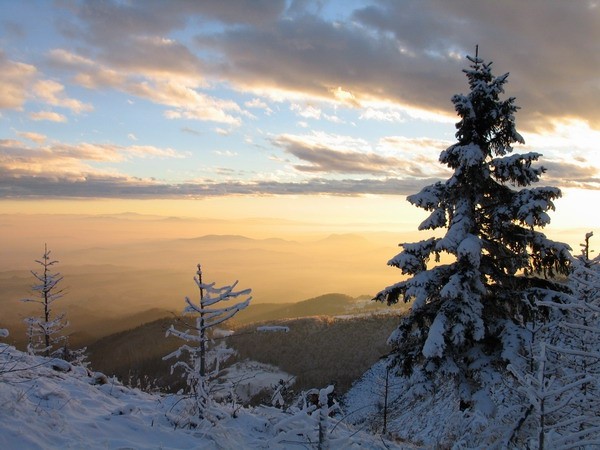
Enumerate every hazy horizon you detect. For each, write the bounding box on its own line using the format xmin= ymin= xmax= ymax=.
xmin=1 ymin=206 xmax=594 ymax=308
xmin=0 ymin=203 xmax=596 ymax=357
xmin=1 ymin=1 xmax=598 ymax=350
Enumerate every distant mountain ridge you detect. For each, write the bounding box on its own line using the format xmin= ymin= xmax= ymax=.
xmin=87 ymin=295 xmax=400 ymax=395
xmin=231 ymin=292 xmax=390 ymax=326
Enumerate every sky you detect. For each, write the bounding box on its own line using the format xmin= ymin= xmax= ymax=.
xmin=0 ymin=0 xmax=599 ymax=235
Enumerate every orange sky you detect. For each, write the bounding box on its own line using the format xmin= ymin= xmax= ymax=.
xmin=1 ymin=189 xmax=596 ymax=253
xmin=1 ymin=3 xmax=598 ymax=305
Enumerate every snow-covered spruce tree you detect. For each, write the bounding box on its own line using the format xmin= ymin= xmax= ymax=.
xmin=164 ymin=264 xmax=251 ymax=423
xmin=375 ymin=54 xmax=571 ymax=404
xmin=22 ymin=244 xmax=68 ymax=357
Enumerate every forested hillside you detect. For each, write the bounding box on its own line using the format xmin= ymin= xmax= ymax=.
xmin=87 ymin=297 xmax=399 ymax=397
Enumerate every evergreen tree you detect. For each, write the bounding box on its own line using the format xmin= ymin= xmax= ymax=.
xmin=22 ymin=244 xmax=68 ymax=357
xmin=164 ymin=264 xmax=251 ymax=424
xmin=375 ymin=53 xmax=571 ymax=402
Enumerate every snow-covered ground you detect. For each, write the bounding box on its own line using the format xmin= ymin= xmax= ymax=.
xmin=216 ymin=360 xmax=294 ymax=404
xmin=344 ymin=359 xmax=474 ymax=448
xmin=0 ymin=344 xmax=407 ymax=449
xmin=344 ymin=356 xmax=532 ymax=449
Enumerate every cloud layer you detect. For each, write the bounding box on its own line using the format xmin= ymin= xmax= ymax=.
xmin=0 ymin=0 xmax=598 ymax=200
xmin=34 ymin=0 xmax=600 ymax=129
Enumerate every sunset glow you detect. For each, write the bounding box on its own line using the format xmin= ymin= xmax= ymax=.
xmin=0 ymin=1 xmax=598 ymax=299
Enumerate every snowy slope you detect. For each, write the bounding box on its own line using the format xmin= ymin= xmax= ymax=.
xmin=344 ymin=359 xmax=468 ymax=447
xmin=0 ymin=345 xmax=407 ymax=449
xmin=343 ymin=356 xmax=527 ymax=448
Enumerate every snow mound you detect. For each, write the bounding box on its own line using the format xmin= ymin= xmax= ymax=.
xmin=0 ymin=345 xmax=406 ymax=449
xmin=217 ymin=360 xmax=294 ymax=403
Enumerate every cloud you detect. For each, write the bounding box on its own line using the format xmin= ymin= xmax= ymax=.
xmin=291 ymin=103 xmax=322 ymax=120
xmin=0 ymin=171 xmax=433 ymax=199
xmin=273 ymin=133 xmax=400 ymax=175
xmin=17 ymin=131 xmax=47 ymax=144
xmin=350 ymin=0 xmax=600 ymax=130
xmin=522 ymin=119 xmax=600 ymax=156
xmin=191 ymin=1 xmax=597 ymax=130
xmin=245 ymin=98 xmax=273 ymax=115
xmin=32 ymin=79 xmax=93 ymax=114
xmin=181 ymin=127 xmax=203 ymax=136
xmin=289 ymin=103 xmax=346 ymax=124
xmin=66 ymin=0 xmax=286 ymax=46
xmin=0 ymin=51 xmax=92 ymax=117
xmin=0 ymin=51 xmax=37 ymax=109
xmin=97 ymin=36 xmax=206 ymax=80
xmin=53 ymin=1 xmax=285 ymax=83
xmin=0 ymin=136 xmax=433 ymax=199
xmin=214 ymin=128 xmax=233 ymax=136
xmin=0 ymin=139 xmax=185 ymax=179
xmin=50 ymin=48 xmax=243 ymax=125
xmin=29 ymin=111 xmax=67 ymax=122
xmin=124 ymin=145 xmax=186 ymax=160
xmin=541 ymin=160 xmax=600 ymax=191
xmin=214 ymin=150 xmax=238 ymax=157
xmin=271 ymin=132 xmax=454 ymax=179
xmin=2 ymin=0 xmax=598 ymax=202
xmin=0 ymin=139 xmax=111 ymax=181
xmin=200 ymin=15 xmax=444 ymax=111
xmin=376 ymin=136 xmax=453 ymax=178
xmin=360 ymin=108 xmax=405 ymax=123
xmin=132 ymin=79 xmax=243 ymax=125
xmin=0 ymin=138 xmax=196 ymax=198
xmin=49 ymin=1 xmax=600 ymax=131
xmin=1 ymin=136 xmax=595 ymax=199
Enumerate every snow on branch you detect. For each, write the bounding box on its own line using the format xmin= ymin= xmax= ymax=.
xmin=513 ymin=187 xmax=561 ymax=228
xmin=388 ymin=237 xmax=439 ymax=275
xmin=491 ymin=152 xmax=543 ymax=186
xmin=407 ymin=182 xmax=446 ymax=211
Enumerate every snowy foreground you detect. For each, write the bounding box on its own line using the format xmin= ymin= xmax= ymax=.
xmin=0 ymin=345 xmax=406 ymax=449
